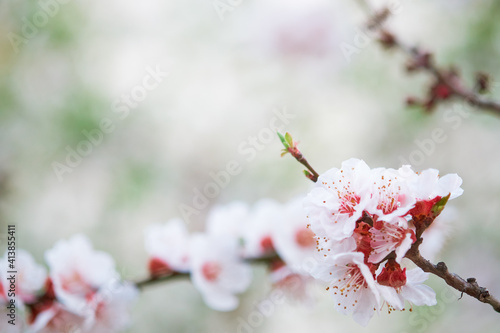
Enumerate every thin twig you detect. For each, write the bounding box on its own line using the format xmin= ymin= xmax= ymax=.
xmin=357 ymin=1 xmax=500 ymax=115
xmin=406 ymin=247 xmax=500 ymax=313
xmin=351 ymin=1 xmax=500 ymax=311
xmin=294 ymin=152 xmax=319 ymax=182
xmin=134 ymin=255 xmax=281 ymax=289
xmin=278 ymin=132 xmax=320 ymax=182
xmin=135 ymin=272 xmax=188 ymax=290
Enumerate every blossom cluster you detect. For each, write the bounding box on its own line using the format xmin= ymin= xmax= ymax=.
xmin=143 ymin=197 xmax=317 ymax=311
xmin=0 ymin=158 xmax=462 ymax=330
xmin=303 ymin=158 xmax=463 ymax=325
xmin=0 ymin=236 xmax=137 ymax=333
xmin=143 ymin=158 xmax=459 ymax=325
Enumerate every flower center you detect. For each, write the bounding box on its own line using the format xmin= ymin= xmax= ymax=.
xmin=339 ymin=192 xmax=361 ymax=216
xmin=202 ymin=262 xmax=222 ymax=282
xmin=260 ymin=236 xmax=275 ymax=253
xmin=375 ymin=176 xmax=405 ymax=215
xmin=295 ymin=228 xmax=315 ymax=248
xmin=60 ymin=270 xmax=94 ymax=296
xmin=332 ymin=264 xmax=365 ymax=296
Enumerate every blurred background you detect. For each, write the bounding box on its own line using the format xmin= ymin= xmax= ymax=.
xmin=1 ymin=0 xmax=500 ymax=332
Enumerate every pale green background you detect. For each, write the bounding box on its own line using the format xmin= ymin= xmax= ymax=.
xmin=1 ymin=0 xmax=500 ymax=332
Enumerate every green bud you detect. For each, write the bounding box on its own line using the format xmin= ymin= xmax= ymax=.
xmin=285 ymin=132 xmax=294 ymax=147
xmin=277 ymin=132 xmax=289 ymax=148
xmin=431 ymin=193 xmax=451 ymax=218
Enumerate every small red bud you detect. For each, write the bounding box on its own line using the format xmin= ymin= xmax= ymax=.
xmin=432 ymin=83 xmax=452 ymax=100
xmin=377 ymin=259 xmax=407 ymax=289
xmin=148 ymin=257 xmax=173 ymax=278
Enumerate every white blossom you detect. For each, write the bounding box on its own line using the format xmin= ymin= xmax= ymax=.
xmin=308 ymin=251 xmax=381 ymax=326
xmin=242 ymin=199 xmax=280 ymax=258
xmin=82 ymin=282 xmax=138 ymax=333
xmin=144 ymin=218 xmax=190 ymax=275
xmin=271 ymin=197 xmax=316 ymax=274
xmin=304 ymin=158 xmax=373 ymax=241
xmin=206 ymin=201 xmax=250 ymax=239
xmin=45 ymin=235 xmax=118 ymax=316
xmin=190 ymin=233 xmax=252 ymax=311
xmin=0 ymin=249 xmax=46 ymax=306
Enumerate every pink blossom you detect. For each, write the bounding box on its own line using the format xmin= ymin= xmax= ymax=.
xmin=45 ymin=235 xmax=118 ymax=316
xmin=303 ymin=158 xmax=455 ymax=324
xmin=144 ymin=218 xmax=190 ymax=276
xmin=367 ymin=166 xmax=417 ymax=222
xmin=82 ymin=282 xmax=138 ymax=333
xmin=304 ymin=158 xmax=373 ymax=241
xmin=190 ymin=234 xmax=252 ymax=311
xmin=369 ymin=218 xmax=416 ymax=264
xmin=242 ymin=199 xmax=280 ymax=258
xmin=272 ymin=198 xmax=316 ymax=274
xmin=30 ymin=302 xmax=85 ymax=333
xmin=308 ymin=251 xmax=381 ymax=326
xmin=0 ymin=249 xmax=46 ymax=306
xmin=376 ymin=260 xmax=436 ymax=310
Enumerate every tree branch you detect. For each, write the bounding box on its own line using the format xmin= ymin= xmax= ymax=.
xmin=359 ymin=2 xmax=500 ymax=115
xmin=282 ymin=143 xmax=500 ymax=314
xmin=134 ymin=255 xmax=281 ymax=290
xmin=135 ymin=272 xmax=188 ymax=290
xmin=278 ymin=132 xmax=319 ymax=182
xmin=406 ymin=247 xmax=500 ymax=313
xmin=293 ymin=152 xmax=319 ymax=182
